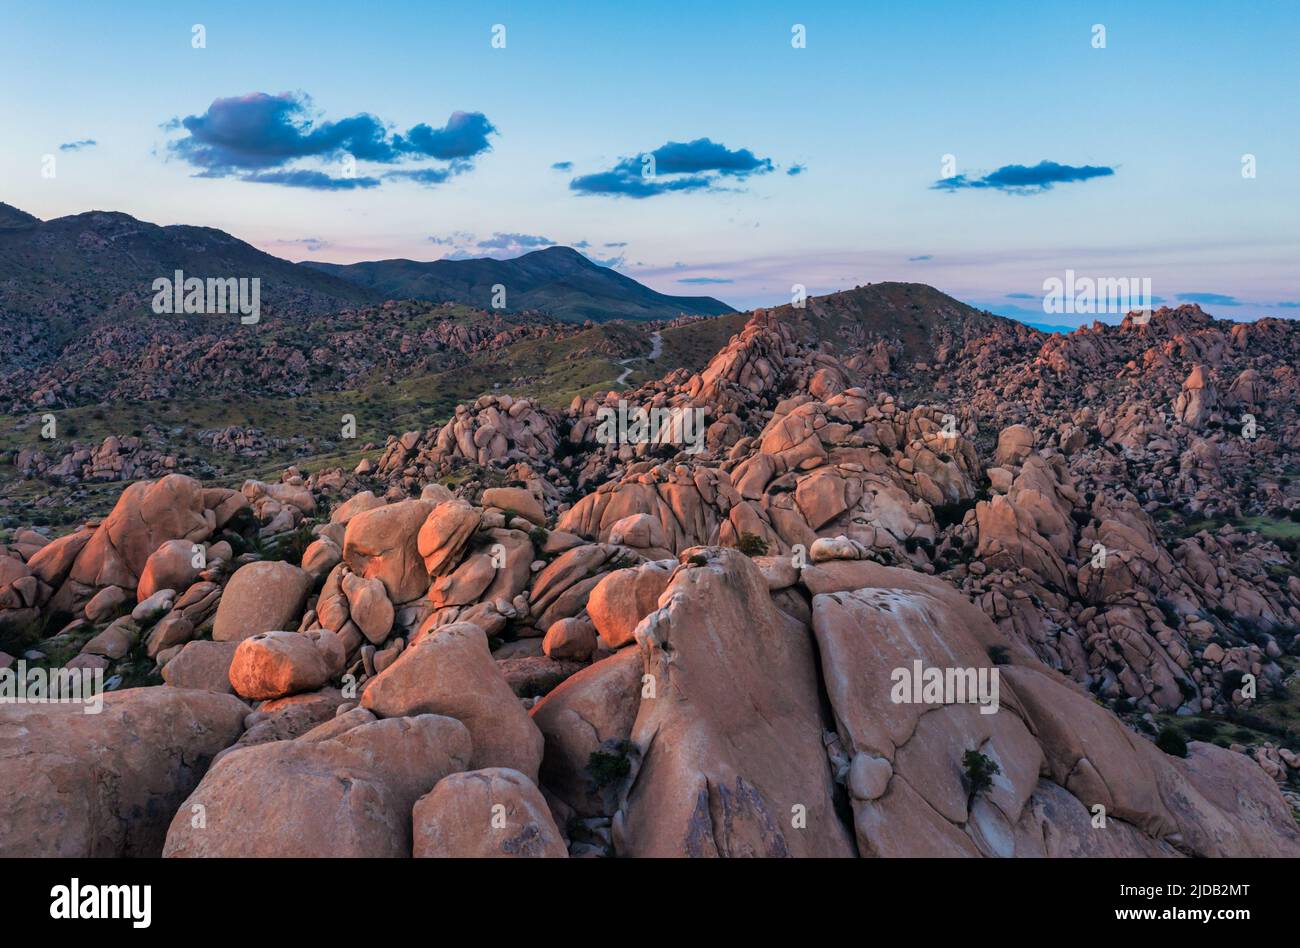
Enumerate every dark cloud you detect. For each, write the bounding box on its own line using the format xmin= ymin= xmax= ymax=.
xmin=59 ymin=139 xmax=97 ymax=152
xmin=604 ymin=241 xmax=628 ymax=248
xmin=570 ymin=137 xmax=774 ymax=198
xmin=384 ymin=166 xmax=462 ymax=186
xmin=1276 ymin=301 xmax=1300 ymax=309
xmin=1006 ymin=292 xmax=1035 ymax=299
xmin=242 ymin=169 xmax=381 ymax=190
xmin=166 ymin=92 xmax=494 ymax=189
xmin=1177 ymin=292 xmax=1241 ymax=306
xmin=400 ymin=112 xmax=496 ymax=160
xmin=787 ymin=163 xmax=806 ymax=176
xmin=933 ymin=160 xmax=1114 ymax=194
xmin=551 ymin=161 xmax=573 ymax=171
xmin=908 ymin=255 xmax=933 ymax=262
xmin=678 ymin=277 xmax=734 ymax=284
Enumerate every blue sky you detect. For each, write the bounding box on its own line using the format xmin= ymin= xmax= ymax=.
xmin=2 ymin=0 xmax=1297 ymax=322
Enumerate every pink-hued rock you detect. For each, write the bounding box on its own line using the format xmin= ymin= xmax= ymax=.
xmin=212 ymin=560 xmax=312 ymax=642
xmin=413 ymin=768 xmax=566 ymax=858
xmin=362 ymin=621 xmax=544 ymax=782
xmin=228 ymin=630 xmax=334 ymax=701
xmin=586 ymin=561 xmax=673 ymax=650
xmin=343 ymin=498 xmax=435 ymax=602
xmin=0 ymin=687 xmax=247 ymax=857
xmin=163 ymin=714 xmax=472 ymax=857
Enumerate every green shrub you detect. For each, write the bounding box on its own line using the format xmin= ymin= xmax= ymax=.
xmin=736 ymin=532 xmax=768 ymax=557
xmin=962 ymin=749 xmax=1001 ymax=798
xmin=587 ymin=741 xmax=634 ymax=788
xmin=1155 ymin=727 xmax=1188 ymax=758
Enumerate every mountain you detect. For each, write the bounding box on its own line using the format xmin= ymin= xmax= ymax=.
xmin=0 ymin=205 xmax=380 ymax=344
xmin=304 ymin=245 xmax=735 ymax=323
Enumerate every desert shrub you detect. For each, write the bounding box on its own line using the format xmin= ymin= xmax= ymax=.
xmin=1155 ymin=727 xmax=1188 ymax=758
xmin=1183 ymin=718 xmax=1219 ymax=742
xmin=736 ymin=532 xmax=768 ymax=557
xmin=587 ymin=741 xmax=633 ymax=788
xmin=962 ymin=749 xmax=1001 ymax=798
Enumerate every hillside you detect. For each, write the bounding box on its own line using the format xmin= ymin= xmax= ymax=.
xmin=305 ymin=246 xmax=735 ymax=323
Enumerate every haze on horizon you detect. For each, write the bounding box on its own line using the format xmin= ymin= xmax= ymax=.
xmin=2 ymin=0 xmax=1297 ymax=324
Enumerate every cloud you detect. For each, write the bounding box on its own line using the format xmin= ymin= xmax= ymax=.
xmin=477 ymin=232 xmax=556 ymax=251
xmin=59 ymin=139 xmax=97 ymax=152
xmin=425 ymin=231 xmax=619 ymax=263
xmin=165 ymin=92 xmax=495 ymax=189
xmin=933 ymin=160 xmax=1114 ymax=194
xmin=273 ymin=237 xmax=331 ymax=252
xmin=569 ymin=137 xmax=775 ymax=198
xmin=604 ymin=241 xmax=628 ymax=248
xmin=384 ymin=166 xmax=465 ymax=187
xmin=400 ymin=112 xmax=495 ymax=160
xmin=677 ymin=277 xmax=734 ymax=285
xmin=551 ymin=161 xmax=573 ymax=171
xmin=1276 ymin=301 xmax=1300 ymax=309
xmin=1006 ymin=292 xmax=1035 ymax=299
xmin=582 ymin=250 xmax=626 ymax=268
xmin=908 ymin=255 xmax=933 ymax=262
xmin=787 ymin=163 xmax=806 ymax=176
xmin=1177 ymin=292 xmax=1240 ymax=306
xmin=242 ymin=169 xmax=381 ymax=190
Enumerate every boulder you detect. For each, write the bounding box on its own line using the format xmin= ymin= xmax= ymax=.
xmin=228 ymin=630 xmax=334 ymax=701
xmin=587 ymin=561 xmax=673 ymax=650
xmin=212 ymin=561 xmax=312 ymax=642
xmin=413 ymin=768 xmax=566 ymax=858
xmin=0 ymin=687 xmax=246 ymax=856
xmin=344 ymin=499 xmax=435 ymax=602
xmin=361 ymin=622 xmax=544 ymax=781
xmin=161 ymin=640 xmax=239 ymax=693
xmin=531 ymin=647 xmax=642 ymax=816
xmin=137 ymin=539 xmax=200 ymax=603
xmin=163 ymin=714 xmax=471 ymax=857
xmin=614 ymin=547 xmax=856 ymax=857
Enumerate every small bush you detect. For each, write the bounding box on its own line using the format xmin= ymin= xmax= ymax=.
xmin=962 ymin=749 xmax=1001 ymax=798
xmin=987 ymin=645 xmax=1011 ymax=666
xmin=1155 ymin=727 xmax=1188 ymax=758
xmin=587 ymin=741 xmax=633 ymax=788
xmin=736 ymin=532 xmax=768 ymax=557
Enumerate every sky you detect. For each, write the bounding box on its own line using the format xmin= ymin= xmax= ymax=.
xmin=2 ymin=0 xmax=1298 ymax=324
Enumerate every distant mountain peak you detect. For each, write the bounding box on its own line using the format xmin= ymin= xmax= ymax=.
xmin=0 ymin=202 xmax=41 ymax=228
xmin=306 ymin=247 xmax=734 ymax=323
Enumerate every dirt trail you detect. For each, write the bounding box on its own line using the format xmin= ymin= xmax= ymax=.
xmin=614 ymin=330 xmax=662 ymax=387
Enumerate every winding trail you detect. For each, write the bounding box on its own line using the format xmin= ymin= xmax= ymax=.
xmin=614 ymin=330 xmax=663 ymax=387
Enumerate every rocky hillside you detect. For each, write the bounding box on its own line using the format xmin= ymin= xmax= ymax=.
xmin=2 ymin=284 xmax=1299 ymax=858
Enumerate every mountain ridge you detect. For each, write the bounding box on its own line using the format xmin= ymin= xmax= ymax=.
xmin=303 ymin=245 xmax=735 ymax=323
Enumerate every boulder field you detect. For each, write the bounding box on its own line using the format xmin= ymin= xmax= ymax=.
xmin=2 ymin=301 xmax=1300 ymax=857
